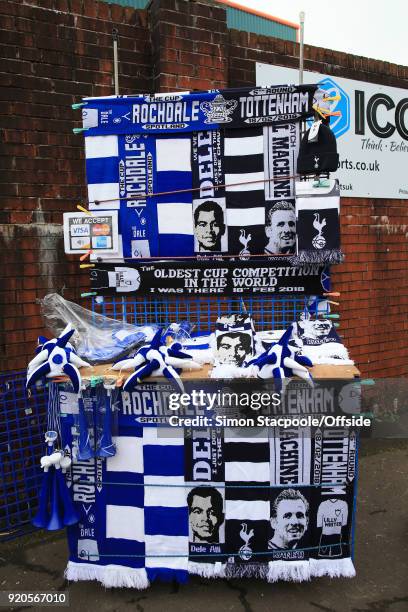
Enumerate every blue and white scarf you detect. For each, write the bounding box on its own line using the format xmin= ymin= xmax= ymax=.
xmin=82 ymin=88 xmax=311 ymax=259
xmin=63 ymin=385 xmax=357 ymax=588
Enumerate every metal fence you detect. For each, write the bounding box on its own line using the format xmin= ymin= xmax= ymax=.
xmin=92 ymin=293 xmax=328 ymax=331
xmin=0 ymin=372 xmax=47 ymax=540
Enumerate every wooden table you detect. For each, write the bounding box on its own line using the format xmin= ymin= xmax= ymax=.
xmin=70 ymin=362 xmax=361 ymax=383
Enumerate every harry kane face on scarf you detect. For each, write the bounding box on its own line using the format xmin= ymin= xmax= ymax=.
xmin=194 ymin=201 xmax=226 ymax=252
xmin=188 ymin=488 xmax=224 ymax=543
xmin=265 ymin=204 xmax=296 ymax=254
xmin=269 ymin=490 xmax=309 ymax=550
xmin=300 ymin=319 xmax=333 ymax=340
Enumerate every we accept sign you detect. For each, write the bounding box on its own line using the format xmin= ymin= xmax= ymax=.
xmin=256 ymin=63 xmax=408 ymax=199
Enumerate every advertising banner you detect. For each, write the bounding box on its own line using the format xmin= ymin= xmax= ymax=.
xmin=256 ymin=62 xmax=408 ymax=199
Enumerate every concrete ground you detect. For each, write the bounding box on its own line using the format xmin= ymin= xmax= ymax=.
xmin=0 ymin=439 xmax=407 ymax=612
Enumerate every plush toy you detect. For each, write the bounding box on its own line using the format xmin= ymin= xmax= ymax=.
xmin=248 ymin=326 xmax=314 ymax=392
xmin=27 ymin=324 xmax=90 ymax=393
xmin=111 ymin=329 xmax=202 ymax=393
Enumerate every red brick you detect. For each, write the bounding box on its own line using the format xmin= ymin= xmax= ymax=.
xmin=24 ymin=328 xmax=43 ymax=342
xmin=161 ymin=60 xmax=191 ymax=74
xmin=160 ymin=9 xmax=191 ymax=27
xmin=171 ymin=37 xmax=194 ymax=52
xmin=154 ymin=0 xmax=178 ymax=11
xmin=69 ymin=0 xmax=83 ymax=15
xmin=109 ymin=4 xmax=124 ymax=23
xmin=3 ymin=327 xmax=25 ymax=344
xmin=195 ymin=15 xmax=225 ymax=32
xmin=191 ymin=2 xmax=213 ymax=19
xmin=82 ymin=0 xmax=98 ymax=19
xmin=4 ymin=316 xmax=26 ymax=331
xmin=9 ymin=212 xmax=33 ymax=224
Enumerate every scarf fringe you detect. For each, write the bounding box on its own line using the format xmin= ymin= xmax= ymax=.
xmin=267 ymin=560 xmax=311 ymax=583
xmin=301 ymin=341 xmax=353 ymax=364
xmin=65 ymin=561 xmax=150 ymax=589
xmin=209 ymin=363 xmax=257 ymax=379
xmin=188 ymin=561 xmax=226 ymax=578
xmin=65 ymin=558 xmax=355 ymax=586
xmin=302 ymin=356 xmax=354 ymax=365
xmin=293 ymin=249 xmax=344 ymax=265
xmin=309 ymin=557 xmax=356 ymax=578
xmin=225 ymin=563 xmax=269 ymax=579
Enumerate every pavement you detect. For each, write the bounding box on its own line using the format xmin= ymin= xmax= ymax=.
xmin=0 ymin=439 xmax=407 ymax=612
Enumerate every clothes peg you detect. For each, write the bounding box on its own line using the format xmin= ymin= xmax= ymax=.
xmin=312 ymin=102 xmax=342 ymax=120
xmin=80 ymin=249 xmax=93 ymax=261
xmin=312 ymin=176 xmax=331 ymax=188
xmin=322 ymin=95 xmax=341 ymax=103
xmin=77 ymin=205 xmax=92 ymax=215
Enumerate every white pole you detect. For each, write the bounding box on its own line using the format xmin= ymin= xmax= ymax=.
xmin=113 ymin=28 xmax=119 ymax=96
xmin=299 ymin=11 xmax=305 ymax=84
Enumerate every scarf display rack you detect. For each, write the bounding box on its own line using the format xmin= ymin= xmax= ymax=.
xmin=40 ymin=292 xmax=359 ymax=588
xmin=25 ymin=86 xmax=361 ymax=588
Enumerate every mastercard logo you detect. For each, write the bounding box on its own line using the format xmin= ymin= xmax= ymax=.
xmin=93 ymin=224 xmax=110 ymax=236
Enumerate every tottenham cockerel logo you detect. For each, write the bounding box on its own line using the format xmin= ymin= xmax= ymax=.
xmin=312 ymin=213 xmax=327 ymax=249
xmin=239 ymin=522 xmax=254 ymax=561
xmin=239 ymin=229 xmax=252 ymax=257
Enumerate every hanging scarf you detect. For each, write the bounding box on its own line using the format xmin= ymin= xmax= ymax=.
xmin=81 ymin=87 xmax=315 ymax=260
xmin=294 ymin=179 xmax=343 ymax=264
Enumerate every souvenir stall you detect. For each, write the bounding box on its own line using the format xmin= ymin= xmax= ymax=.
xmin=27 ymin=85 xmax=361 ymax=588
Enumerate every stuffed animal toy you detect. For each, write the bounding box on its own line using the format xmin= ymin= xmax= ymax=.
xmin=111 ymin=329 xmax=202 ymax=393
xmin=248 ymin=326 xmax=314 ymax=392
xmin=27 ymin=324 xmax=90 ymax=393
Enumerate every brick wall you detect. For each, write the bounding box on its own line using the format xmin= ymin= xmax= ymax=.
xmin=150 ymin=0 xmax=228 ymax=91
xmin=1 ymin=0 xmax=407 ymax=377
xmin=0 ymin=0 xmax=152 ymax=372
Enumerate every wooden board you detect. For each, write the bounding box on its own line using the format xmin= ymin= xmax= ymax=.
xmin=66 ymin=362 xmax=360 ymax=383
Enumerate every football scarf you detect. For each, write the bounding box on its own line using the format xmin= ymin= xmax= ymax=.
xmin=81 ymin=87 xmax=316 ymax=259
xmin=295 ymin=179 xmax=343 ymax=264
xmin=82 ymin=86 xmax=317 ymax=135
xmin=291 ymin=318 xmax=353 ymax=364
xmin=223 ymin=430 xmax=270 ymax=579
xmin=309 ymin=427 xmax=357 ymax=578
xmin=297 ymin=123 xmax=339 ymax=175
xmin=63 ymin=384 xmax=357 ymax=588
xmin=213 ymin=314 xmax=257 ymax=367
xmin=88 ymin=259 xmax=331 ymax=296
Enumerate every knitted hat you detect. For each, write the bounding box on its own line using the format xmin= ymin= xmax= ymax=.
xmin=297 ymin=124 xmax=339 ymax=174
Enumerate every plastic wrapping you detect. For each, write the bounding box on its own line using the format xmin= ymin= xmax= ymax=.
xmin=162 ymin=321 xmax=193 ymax=344
xmin=40 ymin=293 xmax=158 ymax=364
